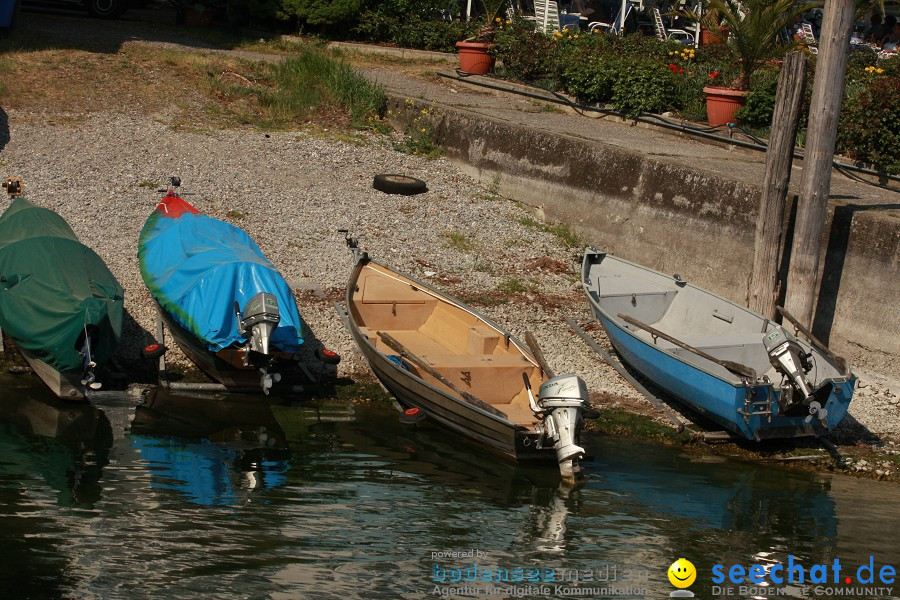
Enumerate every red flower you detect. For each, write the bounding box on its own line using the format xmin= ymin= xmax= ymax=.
xmin=708 ymin=70 xmax=720 ymax=79
xmin=679 ymin=68 xmax=685 ymax=74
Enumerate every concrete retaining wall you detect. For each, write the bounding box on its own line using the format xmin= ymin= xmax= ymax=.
xmin=386 ymin=96 xmax=900 ymax=375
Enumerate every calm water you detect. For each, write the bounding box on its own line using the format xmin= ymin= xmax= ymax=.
xmin=1 ymin=383 xmax=898 ymax=600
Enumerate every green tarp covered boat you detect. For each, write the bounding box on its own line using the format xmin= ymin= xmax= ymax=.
xmin=0 ymin=196 xmax=124 ymax=399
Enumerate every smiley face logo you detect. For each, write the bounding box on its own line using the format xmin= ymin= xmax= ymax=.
xmin=668 ymin=558 xmax=696 ymax=588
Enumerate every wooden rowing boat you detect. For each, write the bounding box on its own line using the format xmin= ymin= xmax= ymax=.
xmin=340 ymin=243 xmax=589 ymax=481
xmin=581 ymin=248 xmax=855 ymax=440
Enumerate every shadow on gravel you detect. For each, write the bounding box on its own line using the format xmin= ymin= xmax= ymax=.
xmin=108 ymin=309 xmax=159 ymax=385
xmin=0 ymin=107 xmax=8 ymax=154
xmin=13 ymin=4 xmax=278 ymax=55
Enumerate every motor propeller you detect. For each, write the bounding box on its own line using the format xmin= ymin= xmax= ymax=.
xmin=805 ymin=400 xmax=829 ymax=427
xmin=79 ymin=324 xmax=102 ymax=390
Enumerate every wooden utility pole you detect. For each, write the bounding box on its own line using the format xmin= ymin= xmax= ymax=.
xmin=747 ymin=52 xmax=807 ymax=318
xmin=783 ymin=0 xmax=855 ymax=328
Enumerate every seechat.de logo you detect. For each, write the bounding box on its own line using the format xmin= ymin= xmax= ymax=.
xmin=668 ymin=558 xmax=697 ymax=598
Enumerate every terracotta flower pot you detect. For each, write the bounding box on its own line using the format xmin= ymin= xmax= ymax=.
xmin=700 ymin=26 xmax=729 ymax=46
xmin=703 ymin=86 xmax=748 ymax=126
xmin=456 ymin=41 xmax=495 ymax=75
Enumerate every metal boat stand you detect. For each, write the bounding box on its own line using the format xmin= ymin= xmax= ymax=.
xmin=565 ymin=316 xmax=685 ymax=433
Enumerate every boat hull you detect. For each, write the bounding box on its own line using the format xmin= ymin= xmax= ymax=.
xmin=343 ymin=257 xmax=562 ymax=463
xmin=157 ymin=304 xmax=274 ymax=388
xmin=18 ymin=348 xmax=89 ymax=401
xmin=582 ymin=250 xmax=855 ymax=440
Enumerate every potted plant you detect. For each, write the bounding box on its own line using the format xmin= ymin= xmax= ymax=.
xmin=456 ymin=0 xmax=507 ymax=74
xmin=686 ymin=0 xmax=819 ymax=125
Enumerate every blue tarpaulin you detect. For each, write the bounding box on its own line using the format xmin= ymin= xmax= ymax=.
xmin=138 ymin=194 xmax=303 ymax=353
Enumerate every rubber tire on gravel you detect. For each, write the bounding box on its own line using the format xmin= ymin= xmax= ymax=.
xmin=87 ymin=0 xmax=128 ymax=18
xmin=372 ymin=174 xmax=427 ymax=196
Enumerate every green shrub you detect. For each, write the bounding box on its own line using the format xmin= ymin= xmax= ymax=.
xmin=837 ymin=73 xmax=899 ymax=174
xmin=491 ymin=20 xmax=557 ymax=82
xmin=350 ymin=10 xmax=398 ymax=43
xmin=391 ymin=17 xmax=477 ymax=52
xmin=612 ymin=60 xmax=674 ymax=117
xmin=561 ymin=54 xmax=619 ymax=104
xmin=735 ymin=66 xmax=779 ymax=128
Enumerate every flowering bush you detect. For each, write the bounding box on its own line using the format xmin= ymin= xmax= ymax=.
xmin=837 ymin=65 xmax=899 ymax=174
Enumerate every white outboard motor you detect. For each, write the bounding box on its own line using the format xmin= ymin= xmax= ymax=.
xmin=239 ymin=292 xmax=280 ymax=356
xmin=528 ymin=374 xmax=588 ymax=482
xmin=763 ymin=326 xmax=817 ymax=413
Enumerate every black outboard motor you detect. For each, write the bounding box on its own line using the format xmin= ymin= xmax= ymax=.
xmin=763 ymin=326 xmax=826 ymax=425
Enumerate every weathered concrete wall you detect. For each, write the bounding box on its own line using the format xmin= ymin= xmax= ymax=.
xmin=386 ymin=96 xmax=900 ymax=374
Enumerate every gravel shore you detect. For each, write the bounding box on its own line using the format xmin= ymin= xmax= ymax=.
xmin=2 ymin=109 xmax=897 ymax=447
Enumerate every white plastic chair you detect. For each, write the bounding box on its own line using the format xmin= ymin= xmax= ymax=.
xmin=533 ymin=0 xmax=561 ymax=33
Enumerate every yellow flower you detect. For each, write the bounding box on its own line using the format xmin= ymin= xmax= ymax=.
xmin=574 ymin=34 xmax=579 ymax=38
xmin=876 ymin=68 xmax=884 ymax=74
xmin=495 ymin=17 xmax=501 ymax=22
xmin=421 ymin=128 xmax=426 ymax=133
xmin=421 ymin=109 xmax=428 ymax=115
xmin=865 ymin=65 xmax=875 ymax=72
xmin=506 ymin=19 xmax=511 ymax=24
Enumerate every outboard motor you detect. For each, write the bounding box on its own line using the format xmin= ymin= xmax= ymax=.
xmin=763 ymin=326 xmax=821 ymax=420
xmin=526 ymin=374 xmax=589 ymax=482
xmin=238 ymin=292 xmax=280 ymax=355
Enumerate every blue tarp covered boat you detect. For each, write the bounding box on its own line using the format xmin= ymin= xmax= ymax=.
xmin=581 ymin=249 xmax=855 ymax=441
xmin=138 ymin=189 xmax=304 ymax=390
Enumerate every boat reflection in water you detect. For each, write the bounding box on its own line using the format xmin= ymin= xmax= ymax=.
xmin=0 ymin=388 xmax=112 ymax=507
xmin=128 ymin=388 xmax=358 ymax=506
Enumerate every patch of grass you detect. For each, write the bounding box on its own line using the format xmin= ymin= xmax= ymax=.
xmin=518 ymin=215 xmax=583 ymax=248
xmin=473 ymin=258 xmax=494 ymax=273
xmin=226 ymin=209 xmax=245 ymax=220
xmin=460 ymin=291 xmax=509 ymax=306
xmin=138 ymin=179 xmax=157 ymax=189
xmin=0 ymin=36 xmax=384 ymax=133
xmin=445 ymin=230 xmax=476 ymax=252
xmin=498 ymin=277 xmax=536 ymax=295
xmin=389 ymin=100 xmax=441 ymax=158
xmin=587 ymin=407 xmax=683 ymax=440
xmin=263 ymin=49 xmax=386 ymax=128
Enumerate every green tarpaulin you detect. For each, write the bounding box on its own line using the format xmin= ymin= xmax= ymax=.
xmin=0 ymin=198 xmax=123 ymax=373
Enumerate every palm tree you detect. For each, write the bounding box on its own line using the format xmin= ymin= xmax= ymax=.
xmin=689 ymin=0 xmax=822 ymax=90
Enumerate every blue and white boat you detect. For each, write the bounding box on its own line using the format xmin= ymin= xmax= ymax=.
xmin=580 ymin=249 xmax=855 ymax=440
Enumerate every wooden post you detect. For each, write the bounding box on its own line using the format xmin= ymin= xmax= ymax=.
xmin=783 ymin=0 xmax=855 ymax=328
xmin=747 ymin=52 xmax=807 ymax=319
